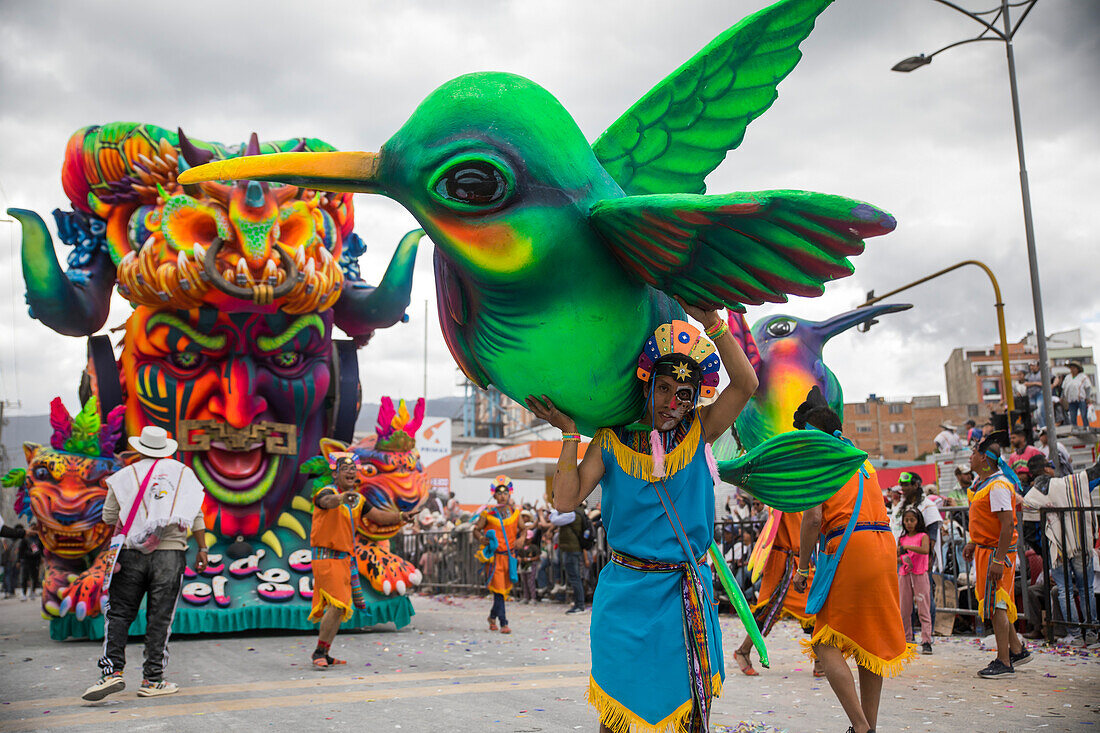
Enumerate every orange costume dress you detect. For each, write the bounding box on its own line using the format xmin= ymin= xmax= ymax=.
xmin=309 ymin=487 xmax=365 ymax=622
xmin=481 ymin=507 xmax=523 ymax=596
xmin=802 ymin=464 xmax=913 ymax=677
xmin=751 ymin=510 xmax=814 ymax=633
xmin=967 ymin=473 xmax=1018 ymax=621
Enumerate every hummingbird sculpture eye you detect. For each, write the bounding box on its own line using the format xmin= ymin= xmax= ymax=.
xmin=430 ymin=157 xmax=513 ymax=211
xmin=765 ymin=319 xmax=796 ymax=338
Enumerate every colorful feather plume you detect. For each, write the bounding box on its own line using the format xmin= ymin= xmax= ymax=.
xmin=49 ymin=397 xmax=73 ymax=450
xmin=98 ymin=405 xmax=125 ymax=457
xmin=64 ymin=396 xmax=102 ymax=456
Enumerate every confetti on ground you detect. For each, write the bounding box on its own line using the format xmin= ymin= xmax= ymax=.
xmin=715 ymin=723 xmax=787 ymax=733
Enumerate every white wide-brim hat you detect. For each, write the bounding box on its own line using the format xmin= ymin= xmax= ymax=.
xmin=128 ymin=426 xmax=178 ymax=457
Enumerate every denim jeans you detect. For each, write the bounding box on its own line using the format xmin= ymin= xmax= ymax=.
xmin=489 ymin=591 xmax=507 ymax=625
xmin=1032 ymin=393 xmax=1046 ymax=428
xmin=562 ymin=551 xmax=586 ymax=610
xmin=1067 ymin=400 xmax=1089 ymax=429
xmin=1052 ymin=554 xmax=1096 ymax=638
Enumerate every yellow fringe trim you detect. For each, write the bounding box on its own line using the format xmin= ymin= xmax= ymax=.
xmin=308 ymin=588 xmax=353 ymax=623
xmin=586 ymin=672 xmax=722 ymax=733
xmin=594 ymin=418 xmax=701 ymax=483
xmin=977 ymin=588 xmax=1018 ymax=623
xmin=800 ymin=624 xmax=916 ymax=679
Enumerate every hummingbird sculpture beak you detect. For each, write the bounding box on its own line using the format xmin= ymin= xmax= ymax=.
xmin=178 ymin=150 xmax=385 ymax=194
xmin=811 ymin=302 xmax=911 ymax=342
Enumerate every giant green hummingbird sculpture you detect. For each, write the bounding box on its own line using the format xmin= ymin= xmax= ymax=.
xmin=180 ymin=0 xmax=896 ymax=435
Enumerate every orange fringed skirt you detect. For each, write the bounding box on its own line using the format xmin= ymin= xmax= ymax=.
xmin=309 ymin=557 xmax=353 ymax=623
xmin=974 ymin=546 xmax=1017 ymax=622
xmin=802 ymin=530 xmax=914 ymax=677
xmin=751 ymin=547 xmax=815 ymax=631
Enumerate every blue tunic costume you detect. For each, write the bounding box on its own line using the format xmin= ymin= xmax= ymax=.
xmin=587 ymin=415 xmax=724 ymax=733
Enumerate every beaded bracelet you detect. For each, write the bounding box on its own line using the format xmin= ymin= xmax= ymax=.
xmin=704 ymin=320 xmax=729 ymax=340
xmin=795 ymin=567 xmax=810 ymax=578
xmin=562 ymin=432 xmax=581 ymax=442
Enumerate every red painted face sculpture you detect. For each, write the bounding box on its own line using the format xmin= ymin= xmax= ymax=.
xmin=120 ymin=306 xmax=335 ymax=537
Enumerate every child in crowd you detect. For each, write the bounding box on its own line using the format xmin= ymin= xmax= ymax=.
xmin=898 ymin=508 xmax=934 ymax=655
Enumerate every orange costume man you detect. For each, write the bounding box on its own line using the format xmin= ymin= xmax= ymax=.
xmin=792 ymin=389 xmax=910 ymax=733
xmin=475 ymin=476 xmax=527 ymax=634
xmin=963 ymin=431 xmax=1032 ymax=678
xmin=309 ymin=454 xmax=366 ymax=667
xmin=734 ymin=509 xmax=817 ymax=676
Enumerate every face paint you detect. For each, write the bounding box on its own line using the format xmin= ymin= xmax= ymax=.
xmin=121 ymin=306 xmax=333 ymax=537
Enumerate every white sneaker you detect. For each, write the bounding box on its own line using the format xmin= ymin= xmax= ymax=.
xmin=82 ymin=673 xmax=125 ymax=701
xmin=137 ymin=680 xmax=179 ymax=697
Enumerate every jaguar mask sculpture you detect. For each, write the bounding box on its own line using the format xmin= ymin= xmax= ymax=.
xmin=2 ymin=397 xmax=124 ymax=621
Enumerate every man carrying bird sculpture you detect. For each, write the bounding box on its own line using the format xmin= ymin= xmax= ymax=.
xmin=528 ymin=300 xmax=758 ymax=733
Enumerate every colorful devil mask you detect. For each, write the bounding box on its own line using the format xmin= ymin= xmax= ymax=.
xmin=11 ymin=122 xmax=419 ymax=540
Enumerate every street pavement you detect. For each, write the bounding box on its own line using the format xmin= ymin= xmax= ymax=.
xmin=0 ymin=592 xmax=1098 ymax=732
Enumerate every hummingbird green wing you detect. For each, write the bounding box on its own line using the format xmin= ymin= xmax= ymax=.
xmin=434 ymin=249 xmax=490 ymax=388
xmin=589 ymin=190 xmax=895 ymax=311
xmin=592 ymin=0 xmax=833 ymax=196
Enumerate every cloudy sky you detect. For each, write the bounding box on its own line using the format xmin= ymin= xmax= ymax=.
xmin=0 ymin=0 xmax=1096 ymax=417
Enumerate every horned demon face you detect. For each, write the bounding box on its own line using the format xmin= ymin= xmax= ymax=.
xmin=121 ymin=306 xmax=334 ymax=537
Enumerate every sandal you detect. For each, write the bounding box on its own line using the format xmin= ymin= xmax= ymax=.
xmin=312 ymin=655 xmax=329 ymax=669
xmin=326 ymin=655 xmax=347 ymax=665
xmin=500 ymin=625 xmax=512 ymax=634
xmin=734 ymin=649 xmax=759 ymax=676
xmin=813 ymin=662 xmax=826 ymax=678
xmin=488 ymin=617 xmax=498 ymax=631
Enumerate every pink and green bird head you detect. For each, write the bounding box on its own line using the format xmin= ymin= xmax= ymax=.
xmin=734 ymin=302 xmax=911 ymax=450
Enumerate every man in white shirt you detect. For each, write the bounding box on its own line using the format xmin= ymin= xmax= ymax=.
xmin=933 ymin=423 xmax=962 ymax=454
xmin=83 ymin=427 xmax=206 ymax=702
xmin=1062 ymin=362 xmax=1093 ymax=430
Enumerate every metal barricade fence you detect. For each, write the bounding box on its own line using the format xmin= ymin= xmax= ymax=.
xmin=1039 ymin=506 xmax=1100 ymax=643
xmin=935 ymin=505 xmax=983 ymax=633
xmin=386 ymin=506 xmax=1053 ymax=641
xmin=389 ymin=529 xmax=488 ymax=593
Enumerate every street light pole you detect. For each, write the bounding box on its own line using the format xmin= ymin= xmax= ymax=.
xmin=893 ymin=0 xmax=1062 ymax=470
xmin=999 ymin=0 xmax=1060 ymax=462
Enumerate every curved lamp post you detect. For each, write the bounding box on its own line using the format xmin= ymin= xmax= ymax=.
xmin=860 ymin=260 xmax=1014 ymax=413
xmin=893 ymin=0 xmax=1061 ymax=465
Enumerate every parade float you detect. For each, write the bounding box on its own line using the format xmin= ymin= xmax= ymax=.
xmin=9 ymin=123 xmax=423 ymax=639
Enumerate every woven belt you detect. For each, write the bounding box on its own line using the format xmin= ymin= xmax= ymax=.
xmin=610 ymin=548 xmax=707 ymax=570
xmin=610 ymin=547 xmax=712 ymax=732
xmin=824 ymin=521 xmax=891 ymax=543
